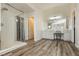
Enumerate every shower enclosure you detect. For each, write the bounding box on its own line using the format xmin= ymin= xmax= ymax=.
xmin=16 ymin=16 xmax=25 ymax=42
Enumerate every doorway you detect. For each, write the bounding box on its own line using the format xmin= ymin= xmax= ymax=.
xmin=28 ymin=16 xmax=34 ymax=45
xmin=16 ymin=16 xmax=25 ymax=42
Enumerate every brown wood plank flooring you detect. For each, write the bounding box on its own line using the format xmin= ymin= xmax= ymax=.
xmin=1 ymin=39 xmax=79 ymax=56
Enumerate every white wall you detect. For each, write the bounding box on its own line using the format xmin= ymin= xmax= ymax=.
xmin=0 ymin=3 xmax=1 ymax=49
xmin=41 ymin=4 xmax=76 ymax=42
xmin=1 ymin=4 xmax=22 ymax=49
xmin=34 ymin=12 xmax=42 ymax=41
xmin=42 ymin=4 xmax=73 ymax=31
xmin=75 ymin=4 xmax=79 ymax=48
xmin=1 ymin=4 xmax=39 ymax=49
xmin=0 ymin=3 xmax=1 ymax=32
xmin=19 ymin=11 xmax=43 ymax=41
xmin=1 ymin=4 xmax=32 ymax=49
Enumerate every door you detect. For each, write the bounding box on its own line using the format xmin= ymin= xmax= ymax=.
xmin=16 ymin=16 xmax=25 ymax=41
xmin=28 ymin=16 xmax=34 ymax=40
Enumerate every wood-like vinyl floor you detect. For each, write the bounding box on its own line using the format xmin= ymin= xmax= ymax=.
xmin=1 ymin=39 xmax=79 ymax=56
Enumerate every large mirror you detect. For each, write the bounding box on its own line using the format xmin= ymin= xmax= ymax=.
xmin=48 ymin=16 xmax=66 ymax=33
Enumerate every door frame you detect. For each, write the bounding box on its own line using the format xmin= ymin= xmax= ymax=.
xmin=73 ymin=10 xmax=76 ymax=44
xmin=28 ymin=16 xmax=34 ymax=40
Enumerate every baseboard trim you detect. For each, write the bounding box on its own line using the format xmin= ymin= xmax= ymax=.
xmin=75 ymin=43 xmax=79 ymax=49
xmin=0 ymin=42 xmax=26 ymax=55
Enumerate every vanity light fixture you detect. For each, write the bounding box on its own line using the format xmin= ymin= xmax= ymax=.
xmin=49 ymin=16 xmax=62 ymax=20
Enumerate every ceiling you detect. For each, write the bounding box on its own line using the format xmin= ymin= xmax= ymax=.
xmin=9 ymin=3 xmax=66 ymax=13
xmin=9 ymin=3 xmax=34 ymax=13
xmin=29 ymin=3 xmax=65 ymax=11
